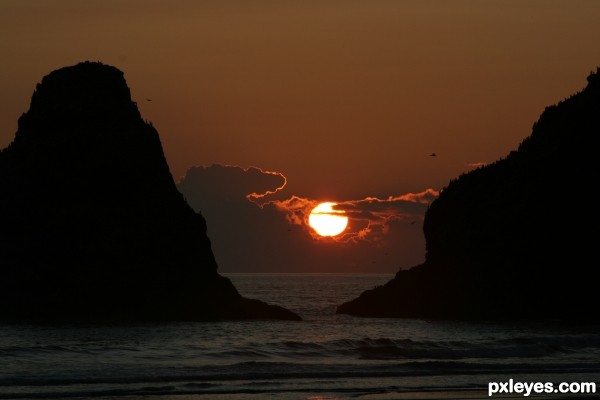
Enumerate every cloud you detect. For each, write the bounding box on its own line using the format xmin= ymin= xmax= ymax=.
xmin=269 ymin=195 xmax=319 ymax=226
xmin=178 ymin=164 xmax=286 ymax=203
xmin=268 ymin=190 xmax=438 ymax=244
xmin=466 ymin=161 xmax=487 ymax=168
xmin=177 ymin=164 xmax=438 ymax=273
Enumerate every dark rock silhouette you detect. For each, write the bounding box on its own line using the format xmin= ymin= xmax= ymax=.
xmin=0 ymin=61 xmax=300 ymax=321
xmin=338 ymin=68 xmax=600 ymax=320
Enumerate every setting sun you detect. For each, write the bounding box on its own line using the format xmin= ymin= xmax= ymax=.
xmin=308 ymin=202 xmax=348 ymax=237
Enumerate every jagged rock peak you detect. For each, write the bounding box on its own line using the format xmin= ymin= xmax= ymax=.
xmin=336 ymin=67 xmax=600 ymax=320
xmin=15 ymin=61 xmax=141 ymax=143
xmin=0 ymin=61 xmax=301 ymax=322
xmin=586 ymin=67 xmax=600 ymax=87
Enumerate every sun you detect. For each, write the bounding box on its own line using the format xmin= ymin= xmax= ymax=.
xmin=308 ymin=202 xmax=348 ymax=237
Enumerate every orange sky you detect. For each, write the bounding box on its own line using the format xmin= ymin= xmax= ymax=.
xmin=1 ymin=1 xmax=599 ymax=272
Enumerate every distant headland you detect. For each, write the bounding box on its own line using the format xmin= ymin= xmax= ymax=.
xmin=338 ymin=68 xmax=600 ymax=320
xmin=0 ymin=61 xmax=300 ymax=322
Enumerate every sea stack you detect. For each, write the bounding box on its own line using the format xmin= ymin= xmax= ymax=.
xmin=0 ymin=61 xmax=299 ymax=321
xmin=337 ymin=68 xmax=599 ymax=320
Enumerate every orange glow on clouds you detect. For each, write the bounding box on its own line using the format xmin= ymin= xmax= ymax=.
xmin=466 ymin=161 xmax=487 ymax=169
xmin=268 ymin=188 xmax=439 ymax=244
xmin=177 ymin=164 xmax=435 ymax=272
xmin=179 ymin=164 xmax=439 ymax=246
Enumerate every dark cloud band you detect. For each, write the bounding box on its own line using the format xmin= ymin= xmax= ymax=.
xmin=177 ymin=163 xmax=437 ymax=272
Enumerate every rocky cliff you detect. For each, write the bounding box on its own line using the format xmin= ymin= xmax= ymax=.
xmin=337 ymin=69 xmax=599 ymax=320
xmin=0 ymin=61 xmax=299 ymax=321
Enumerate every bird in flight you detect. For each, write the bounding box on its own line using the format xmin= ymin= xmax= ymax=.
xmin=429 ymin=153 xmax=437 ymax=157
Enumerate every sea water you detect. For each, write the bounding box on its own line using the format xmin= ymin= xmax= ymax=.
xmin=1 ymin=273 xmax=599 ymax=399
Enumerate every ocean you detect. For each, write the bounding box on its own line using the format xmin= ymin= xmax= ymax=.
xmin=1 ymin=273 xmax=599 ymax=399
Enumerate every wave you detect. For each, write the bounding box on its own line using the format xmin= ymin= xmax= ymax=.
xmin=2 ymin=359 xmax=600 ymax=388
xmin=2 ymin=360 xmax=600 ymax=399
xmin=3 ymin=333 xmax=600 ymax=363
xmin=0 ymin=344 xmax=99 ymax=356
xmin=197 ymin=333 xmax=600 ymax=361
xmin=3 ymin=334 xmax=600 ymax=398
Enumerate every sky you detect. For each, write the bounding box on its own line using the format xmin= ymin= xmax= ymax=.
xmin=1 ymin=1 xmax=599 ymax=272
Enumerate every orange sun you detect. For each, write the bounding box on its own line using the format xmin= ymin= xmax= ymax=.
xmin=308 ymin=202 xmax=348 ymax=237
